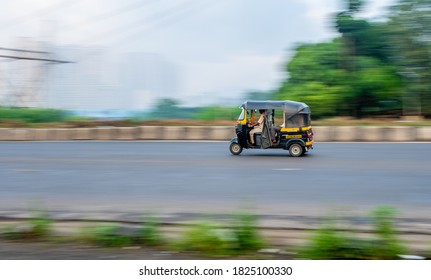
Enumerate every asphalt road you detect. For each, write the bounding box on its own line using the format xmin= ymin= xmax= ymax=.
xmin=1 ymin=141 xmax=430 ymax=218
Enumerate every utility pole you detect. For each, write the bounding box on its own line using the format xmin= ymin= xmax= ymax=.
xmin=0 ymin=45 xmax=71 ymax=108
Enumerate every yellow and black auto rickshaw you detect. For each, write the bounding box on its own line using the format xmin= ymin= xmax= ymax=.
xmin=229 ymin=100 xmax=314 ymax=157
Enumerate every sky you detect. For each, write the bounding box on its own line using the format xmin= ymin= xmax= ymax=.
xmin=0 ymin=0 xmax=395 ymax=109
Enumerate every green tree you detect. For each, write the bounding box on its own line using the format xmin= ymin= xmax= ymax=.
xmin=244 ymin=90 xmax=271 ymax=100
xmin=352 ymin=56 xmax=402 ymax=116
xmin=275 ymin=0 xmax=404 ymax=118
xmin=149 ymin=98 xmax=194 ymax=119
xmin=334 ymin=0 xmax=402 ymax=117
xmin=387 ymin=0 xmax=431 ymax=117
xmin=276 ymin=40 xmax=353 ymax=118
xmin=348 ymin=0 xmax=365 ymax=13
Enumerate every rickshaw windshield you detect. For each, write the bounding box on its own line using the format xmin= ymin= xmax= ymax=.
xmin=237 ymin=109 xmax=245 ymax=121
xmin=284 ymin=113 xmax=310 ymax=128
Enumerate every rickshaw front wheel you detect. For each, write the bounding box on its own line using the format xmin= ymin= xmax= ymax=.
xmin=289 ymin=143 xmax=303 ymax=157
xmin=229 ymin=142 xmax=243 ymax=155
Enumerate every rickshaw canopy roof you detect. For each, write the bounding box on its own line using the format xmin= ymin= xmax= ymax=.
xmin=241 ymin=100 xmax=310 ymax=114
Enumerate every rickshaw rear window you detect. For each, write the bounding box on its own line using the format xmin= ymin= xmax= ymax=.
xmin=285 ymin=113 xmax=310 ymax=127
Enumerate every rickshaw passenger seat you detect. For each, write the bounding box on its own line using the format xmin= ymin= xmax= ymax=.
xmin=254 ymin=132 xmax=262 ymax=146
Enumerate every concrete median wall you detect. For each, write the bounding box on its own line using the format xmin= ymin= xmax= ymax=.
xmin=0 ymin=126 xmax=430 ymax=141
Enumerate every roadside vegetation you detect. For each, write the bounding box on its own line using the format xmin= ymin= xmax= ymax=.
xmin=1 ymin=106 xmax=431 ymax=128
xmin=79 ymin=217 xmax=164 ymax=248
xmin=1 ymin=211 xmax=53 ymax=240
xmin=0 ymin=207 xmax=429 ymax=259
xmin=0 ymin=107 xmax=70 ymax=127
xmin=175 ymin=213 xmax=264 ymax=256
xmin=299 ymin=207 xmax=405 ymax=259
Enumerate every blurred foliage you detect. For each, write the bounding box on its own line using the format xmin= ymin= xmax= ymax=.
xmin=387 ymin=0 xmax=431 ymax=117
xmin=0 ymin=107 xmax=69 ymax=123
xmin=82 ymin=223 xmax=132 ymax=247
xmin=147 ymin=98 xmax=198 ymax=120
xmin=28 ymin=212 xmax=53 ymax=239
xmin=143 ymin=98 xmax=239 ymax=121
xmin=176 ymin=222 xmax=232 ymax=256
xmin=231 ymin=213 xmax=264 ymax=252
xmin=137 ymin=217 xmax=164 ymax=246
xmin=81 ymin=218 xmax=164 ymax=248
xmin=176 ymin=213 xmax=264 ymax=256
xmin=194 ymin=106 xmax=239 ymax=121
xmin=2 ymin=211 xmax=53 ymax=240
xmin=371 ymin=206 xmax=406 ymax=257
xmin=274 ymin=0 xmax=431 ymax=119
xmin=0 ymin=209 xmax=421 ymax=259
xmin=299 ymin=206 xmax=405 ymax=259
xmin=244 ymin=90 xmax=272 ymax=101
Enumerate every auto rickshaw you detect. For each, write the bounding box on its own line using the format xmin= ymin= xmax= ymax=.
xmin=229 ymin=100 xmax=314 ymax=157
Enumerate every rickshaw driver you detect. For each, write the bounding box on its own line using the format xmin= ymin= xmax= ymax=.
xmin=248 ymin=109 xmax=265 ymax=145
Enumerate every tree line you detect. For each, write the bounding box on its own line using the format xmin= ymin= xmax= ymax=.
xmin=275 ymin=0 xmax=431 ymax=119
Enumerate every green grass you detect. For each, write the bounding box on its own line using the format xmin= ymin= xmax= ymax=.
xmin=28 ymin=212 xmax=52 ymax=238
xmin=231 ymin=213 xmax=264 ymax=253
xmin=136 ymin=217 xmax=164 ymax=246
xmin=0 ymin=107 xmax=69 ymax=123
xmin=81 ymin=223 xmax=133 ymax=247
xmin=176 ymin=213 xmax=265 ymax=256
xmin=299 ymin=206 xmax=406 ymax=259
xmin=370 ymin=206 xmax=405 ymax=259
xmin=176 ymin=222 xmax=234 ymax=256
xmin=80 ymin=218 xmax=164 ymax=248
xmin=0 ymin=208 xmax=413 ymax=259
xmin=1 ymin=212 xmax=53 ymax=240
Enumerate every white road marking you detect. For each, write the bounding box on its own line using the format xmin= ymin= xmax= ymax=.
xmin=272 ymin=168 xmax=303 ymax=171
xmin=12 ymin=169 xmax=40 ymax=172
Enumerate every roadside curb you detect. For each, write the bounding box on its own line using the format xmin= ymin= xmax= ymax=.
xmin=1 ymin=126 xmax=431 ymax=141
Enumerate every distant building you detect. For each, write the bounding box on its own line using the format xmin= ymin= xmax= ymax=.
xmin=46 ymin=45 xmax=117 ymax=110
xmin=46 ymin=49 xmax=179 ymax=110
xmin=118 ymin=52 xmax=179 ymax=110
xmin=1 ymin=39 xmax=180 ymax=110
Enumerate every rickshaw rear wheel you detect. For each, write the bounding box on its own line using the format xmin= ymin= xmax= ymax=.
xmin=289 ymin=143 xmax=303 ymax=157
xmin=229 ymin=142 xmax=243 ymax=155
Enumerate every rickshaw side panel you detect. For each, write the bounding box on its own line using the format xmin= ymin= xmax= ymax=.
xmin=235 ymin=124 xmax=248 ymax=148
xmin=278 ymin=127 xmax=314 ymax=150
